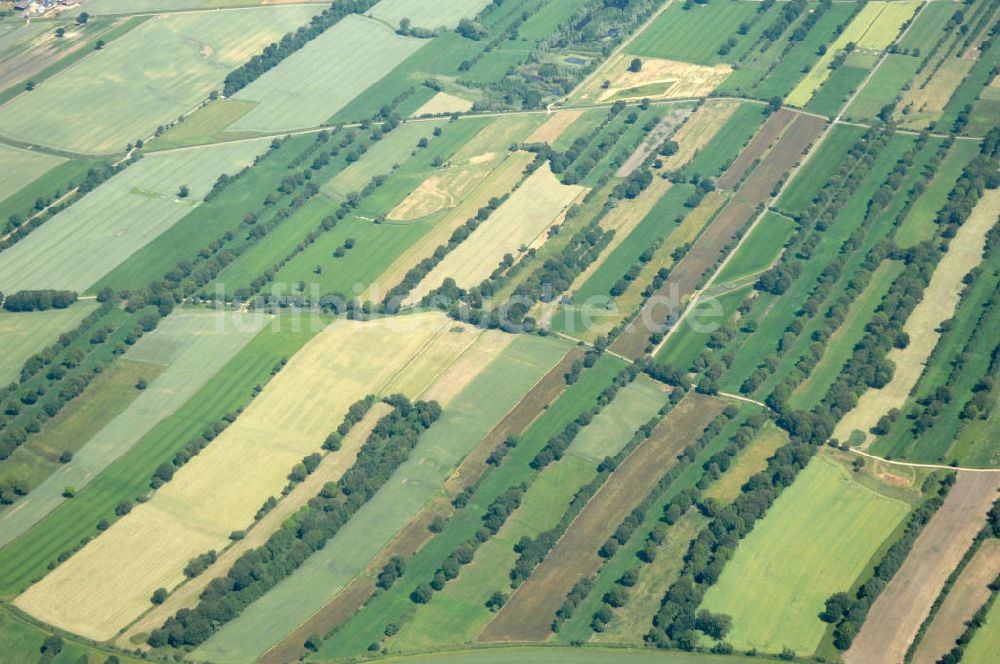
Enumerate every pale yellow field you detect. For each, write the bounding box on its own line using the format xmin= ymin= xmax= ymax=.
xmin=450 ymin=115 xmax=547 ymax=163
xmin=661 ymin=100 xmax=742 ymax=170
xmin=411 ymin=91 xmax=474 ymax=117
xmin=568 ymin=191 xmax=728 ymax=342
xmin=369 ymin=151 xmax=534 ymax=298
xmin=407 ymin=164 xmax=587 ymax=300
xmin=538 ymin=178 xmax=673 ymax=326
xmin=834 ymin=189 xmax=1000 ymax=444
xmin=389 ymin=155 xmax=509 ymax=222
xmin=14 ymin=312 xmax=485 ymax=640
xmin=578 ymin=54 xmax=731 ymax=104
xmin=787 ymin=1 xmax=919 ymax=106
xmin=899 ymin=57 xmax=975 ymax=129
xmin=114 ymin=402 xmax=393 ymax=648
xmin=418 ymin=330 xmax=515 ymax=405
xmin=526 ymin=110 xmax=584 ymax=144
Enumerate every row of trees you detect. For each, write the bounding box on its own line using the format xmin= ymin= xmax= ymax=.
xmin=821 ymin=476 xmax=952 ymax=649
xmin=221 ymin=0 xmax=381 ymax=96
xmin=569 ymin=407 xmax=764 ymax=636
xmin=149 ymin=396 xmax=441 ymax=648
xmin=1 ymin=290 xmax=77 ymax=312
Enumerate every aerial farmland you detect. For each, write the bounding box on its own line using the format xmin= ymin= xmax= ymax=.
xmin=0 ymin=1 xmax=997 ymax=663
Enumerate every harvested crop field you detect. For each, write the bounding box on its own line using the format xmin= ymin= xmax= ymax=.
xmin=0 ymin=310 xmax=269 ymax=551
xmin=526 ymin=110 xmax=584 ymax=145
xmin=844 ymin=472 xmax=1000 ymax=664
xmin=412 ymin=92 xmax=475 ymax=117
xmin=229 ymin=15 xmax=427 ymax=132
xmin=0 ymin=7 xmax=318 ymax=153
xmin=408 ymin=164 xmax=586 ymax=299
xmin=716 ymin=108 xmax=796 ymax=191
xmin=13 ymin=312 xmax=470 ymax=640
xmin=834 ymin=189 xmax=1000 ymax=444
xmin=912 ymin=538 xmax=1000 ymax=664
xmin=0 ymin=139 xmax=270 ymax=294
xmin=479 ymin=393 xmax=726 ymax=642
xmin=0 ymin=302 xmax=98 ymax=386
xmin=115 ymin=403 xmax=394 ymax=648
xmin=659 ymin=99 xmax=743 ymax=170
xmin=700 ymin=455 xmax=911 ymax=656
xmin=578 ymin=55 xmax=731 ymax=104
xmin=257 ymin=348 xmax=584 ymax=664
xmin=192 ymin=334 xmax=568 ymax=663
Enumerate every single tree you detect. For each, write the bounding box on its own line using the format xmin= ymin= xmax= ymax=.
xmin=629 ymin=57 xmax=643 ymax=73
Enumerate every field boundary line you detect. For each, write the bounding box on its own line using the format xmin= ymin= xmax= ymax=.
xmin=848 ymin=449 xmax=1000 ymax=474
xmin=256 ymin=343 xmax=577 ymax=662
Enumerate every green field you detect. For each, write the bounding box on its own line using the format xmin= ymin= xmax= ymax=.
xmin=0 ymin=605 xmax=146 ymax=664
xmin=0 ymin=139 xmax=269 ymax=293
xmin=324 ymin=122 xmax=438 ymax=198
xmin=0 ymin=313 xmax=318 ymax=596
xmin=776 ymin=124 xmax=867 ymax=217
xmin=0 ymin=143 xmax=64 ymax=203
xmin=714 ymin=212 xmax=796 ymax=284
xmin=93 ymin=134 xmax=314 ymax=291
xmin=229 ymin=15 xmax=426 ymax=132
xmin=963 ymin=578 xmax=1000 ymax=662
xmin=0 ymin=157 xmax=107 ymax=240
xmin=394 ymin=453 xmax=598 ymax=650
xmin=683 ymin=103 xmax=767 ymax=179
xmin=894 ymin=139 xmax=979 ymax=247
xmin=314 ymin=353 xmax=626 ymax=660
xmin=751 ymin=2 xmax=862 ymax=100
xmin=806 ymin=65 xmax=870 ymax=118
xmin=845 ymin=54 xmax=920 ymax=122
xmin=0 ymin=6 xmax=317 ymax=153
xmin=0 ymin=310 xmax=268 ymax=550
xmin=626 ymin=2 xmax=760 ymax=65
xmin=0 ymin=359 xmax=159 ymax=493
xmin=370 ymin=0 xmax=492 ymax=29
xmin=192 ymin=334 xmax=569 ymax=663
xmin=568 ymin=376 xmax=666 ymax=462
xmin=699 ymin=456 xmax=910 ymax=655
xmin=656 ymin=284 xmax=753 ymax=371
xmin=0 ymin=302 xmax=98 ymax=385
xmin=789 ymin=261 xmax=904 ymax=410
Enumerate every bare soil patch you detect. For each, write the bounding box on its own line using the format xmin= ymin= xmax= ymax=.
xmin=717 ymin=108 xmax=796 ymax=190
xmin=478 ymin=393 xmax=727 ymax=642
xmin=844 ymin=472 xmax=1000 ymax=664
xmin=912 ymin=539 xmax=1000 ymax=664
xmin=526 ymin=111 xmax=584 ymax=145
xmin=611 ymin=113 xmax=825 ymax=359
xmin=616 ymin=107 xmax=693 ymax=178
xmin=580 ymin=55 xmax=731 ymax=104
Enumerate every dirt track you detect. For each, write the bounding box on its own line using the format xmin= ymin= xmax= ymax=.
xmin=611 ymin=112 xmax=825 ymax=359
xmin=478 ymin=393 xmax=726 ymax=642
xmin=845 ymin=472 xmax=1000 ymax=664
xmin=258 ymin=348 xmax=582 ymax=664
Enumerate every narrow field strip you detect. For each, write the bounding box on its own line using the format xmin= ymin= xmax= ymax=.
xmin=191 ymin=334 xmax=568 ymax=663
xmin=833 ymin=189 xmax=1000 ymax=444
xmin=0 ymin=302 xmax=99 ymax=386
xmin=408 ymin=164 xmax=586 ymax=300
xmin=700 ymin=455 xmax=911 ymax=656
xmin=13 ymin=312 xmax=456 ymax=640
xmin=0 ymin=310 xmax=268 ymax=550
xmin=0 ymin=6 xmax=318 ymax=153
xmin=115 ymin=403 xmax=394 ymax=648
xmin=0 ymin=139 xmax=270 ymax=293
xmin=845 ymin=472 xmax=1000 ymax=664
xmin=480 ymin=393 xmax=725 ymax=642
